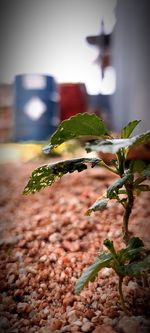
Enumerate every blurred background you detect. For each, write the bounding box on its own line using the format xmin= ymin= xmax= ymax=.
xmin=0 ymin=0 xmax=150 ymax=160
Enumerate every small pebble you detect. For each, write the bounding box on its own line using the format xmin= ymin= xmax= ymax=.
xmin=17 ymin=302 xmax=28 ymax=313
xmin=67 ymin=310 xmax=78 ymax=323
xmin=49 ymin=233 xmax=62 ymax=243
xmin=81 ymin=321 xmax=93 ymax=332
xmin=39 ymin=255 xmax=48 ymax=262
xmin=0 ymin=316 xmax=10 ymax=329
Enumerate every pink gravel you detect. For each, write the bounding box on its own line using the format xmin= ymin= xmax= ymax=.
xmin=0 ymin=159 xmax=150 ymax=333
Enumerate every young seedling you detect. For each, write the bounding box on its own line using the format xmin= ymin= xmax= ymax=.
xmin=23 ymin=113 xmax=150 ymax=313
xmin=75 ymin=236 xmax=150 ymax=314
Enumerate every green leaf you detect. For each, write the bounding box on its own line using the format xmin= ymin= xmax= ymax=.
xmin=128 ymin=237 xmax=144 ymax=249
xmin=134 ymin=164 xmax=150 ymax=187
xmin=118 ymin=237 xmax=144 ymax=263
xmin=85 ymin=130 xmax=150 ymax=154
xmin=86 ymin=198 xmax=108 ymax=216
xmin=132 ymin=160 xmax=147 ymax=173
xmin=104 ymin=239 xmax=118 ymax=260
xmin=134 ymin=184 xmax=150 ymax=192
xmin=75 ymin=253 xmax=112 ymax=294
xmin=131 ymin=131 xmax=150 ymax=147
xmin=120 ymin=254 xmax=150 ymax=277
xmin=121 ymin=120 xmax=141 ymax=138
xmin=43 ymin=113 xmax=108 ymax=153
xmin=23 ymin=157 xmax=101 ymax=194
xmin=107 ymin=173 xmax=131 ymax=199
xmin=118 ymin=248 xmax=145 ymax=266
xmin=85 ymin=138 xmax=132 ymax=154
xmin=141 ymin=164 xmax=150 ymax=177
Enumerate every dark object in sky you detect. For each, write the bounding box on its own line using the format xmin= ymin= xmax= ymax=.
xmin=86 ymin=20 xmax=112 ymax=78
xmin=86 ymin=33 xmax=111 ymax=49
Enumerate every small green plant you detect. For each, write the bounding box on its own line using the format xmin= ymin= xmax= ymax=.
xmin=23 ymin=113 xmax=150 ymax=313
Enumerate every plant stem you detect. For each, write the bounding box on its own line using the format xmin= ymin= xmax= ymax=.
xmin=116 ymin=149 xmax=133 ymax=244
xmin=117 ymin=150 xmax=125 ymax=176
xmin=100 ymin=161 xmax=118 ymax=175
xmin=118 ymin=276 xmax=129 ymax=314
xmin=134 ymin=176 xmax=146 ymax=186
xmin=123 ymin=179 xmax=134 ymax=244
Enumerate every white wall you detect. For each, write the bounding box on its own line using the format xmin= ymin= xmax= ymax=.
xmin=0 ymin=0 xmax=116 ymax=92
xmin=112 ymin=0 xmax=150 ymax=133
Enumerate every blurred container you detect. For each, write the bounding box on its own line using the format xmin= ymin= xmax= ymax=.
xmin=59 ymin=83 xmax=87 ymax=121
xmin=13 ymin=74 xmax=60 ymax=141
xmin=0 ymin=84 xmax=13 ymax=142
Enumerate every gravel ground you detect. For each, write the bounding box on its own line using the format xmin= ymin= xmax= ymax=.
xmin=0 ymin=159 xmax=150 ymax=333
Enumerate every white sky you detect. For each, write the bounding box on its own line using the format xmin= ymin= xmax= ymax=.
xmin=0 ymin=0 xmax=116 ymax=94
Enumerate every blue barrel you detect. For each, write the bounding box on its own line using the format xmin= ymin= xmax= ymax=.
xmin=13 ymin=74 xmax=60 ymax=141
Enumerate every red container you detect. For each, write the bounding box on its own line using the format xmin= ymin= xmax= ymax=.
xmin=59 ymin=83 xmax=87 ymax=121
